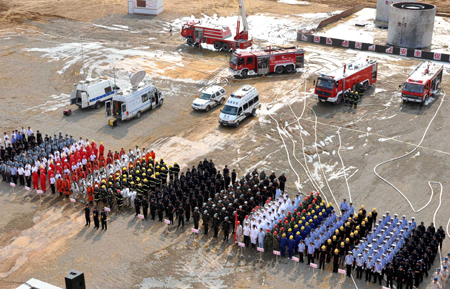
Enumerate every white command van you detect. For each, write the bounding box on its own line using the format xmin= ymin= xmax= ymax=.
xmin=70 ymin=78 xmax=118 ymax=109
xmin=191 ymin=86 xmax=227 ymax=112
xmin=218 ymin=85 xmax=259 ymax=127
xmin=105 ymin=71 xmax=164 ymax=121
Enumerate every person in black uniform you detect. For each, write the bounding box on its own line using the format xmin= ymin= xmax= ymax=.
xmin=213 ymin=213 xmax=220 ymax=238
xmin=84 ymin=204 xmax=91 ymax=226
xmin=134 ymin=197 xmax=141 ymax=217
xmin=405 ymin=269 xmax=413 ymax=289
xmin=184 ymin=199 xmax=191 ymax=222
xmin=222 ymin=216 xmax=230 ymax=241
xmin=193 ymin=207 xmax=200 ymax=230
xmin=396 ymin=266 xmax=405 ymax=289
xmin=168 ymin=203 xmax=174 ymax=225
xmin=385 ymin=263 xmax=394 ymax=288
xmin=203 ymin=210 xmax=209 ymax=235
xmin=332 ymin=249 xmax=340 ymax=273
xmin=101 ymin=208 xmax=107 ymax=231
xmin=177 ymin=204 xmax=185 ymax=227
xmin=150 ymin=198 xmax=157 ymax=220
xmin=142 ymin=196 xmax=149 ymax=219
xmin=157 ymin=199 xmax=164 ymax=222
xmin=93 ymin=207 xmax=100 ymax=229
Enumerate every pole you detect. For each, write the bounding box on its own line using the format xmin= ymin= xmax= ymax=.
xmin=258 ymin=251 xmax=263 ymax=263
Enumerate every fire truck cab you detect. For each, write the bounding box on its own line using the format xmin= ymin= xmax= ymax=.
xmin=401 ymin=61 xmax=443 ymax=105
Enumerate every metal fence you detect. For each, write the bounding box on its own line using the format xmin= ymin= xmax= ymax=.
xmin=297 ymin=33 xmax=450 ymax=63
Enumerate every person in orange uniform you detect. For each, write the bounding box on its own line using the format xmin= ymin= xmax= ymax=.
xmin=57 ymin=177 xmax=63 ymax=196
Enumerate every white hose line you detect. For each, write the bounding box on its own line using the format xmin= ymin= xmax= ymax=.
xmin=373 ymin=90 xmax=446 ymax=213
xmin=337 ymin=127 xmax=352 ymax=203
xmin=281 ymin=71 xmax=339 ymax=212
xmin=267 ymin=113 xmax=302 ymax=192
xmin=350 ymin=274 xmax=359 ymax=289
xmin=431 ymin=181 xmax=444 ymax=265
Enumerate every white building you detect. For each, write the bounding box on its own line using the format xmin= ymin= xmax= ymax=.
xmin=127 ymin=0 xmax=163 ymax=15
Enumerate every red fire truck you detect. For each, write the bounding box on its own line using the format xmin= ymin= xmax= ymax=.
xmin=180 ymin=0 xmax=252 ymax=51
xmin=229 ymin=47 xmax=305 ymax=78
xmin=401 ymin=61 xmax=443 ymax=105
xmin=314 ymin=59 xmax=378 ymax=104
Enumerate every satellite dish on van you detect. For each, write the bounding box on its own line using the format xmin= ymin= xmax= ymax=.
xmin=130 ymin=70 xmax=146 ymax=89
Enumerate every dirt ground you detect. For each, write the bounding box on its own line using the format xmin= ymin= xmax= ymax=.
xmin=1 ymin=0 xmax=450 ymax=288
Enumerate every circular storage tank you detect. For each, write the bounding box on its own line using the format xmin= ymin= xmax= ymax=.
xmin=376 ymin=0 xmax=417 ymax=23
xmin=387 ymin=2 xmax=436 ymax=49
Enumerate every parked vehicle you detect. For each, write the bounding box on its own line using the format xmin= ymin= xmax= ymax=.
xmin=105 ymin=71 xmax=163 ymax=121
xmin=180 ymin=0 xmax=252 ymax=51
xmin=229 ymin=46 xmax=305 ymax=78
xmin=70 ymin=77 xmax=118 ymax=109
xmin=191 ymin=86 xmax=226 ymax=112
xmin=401 ymin=61 xmax=443 ymax=105
xmin=314 ymin=59 xmax=378 ymax=104
xmin=219 ymin=85 xmax=259 ymax=127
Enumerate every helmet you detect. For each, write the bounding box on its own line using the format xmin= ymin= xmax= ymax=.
xmin=288 ymin=228 xmax=292 ymax=232
xmin=361 ymin=205 xmax=365 ymax=209
xmin=341 ymin=242 xmax=344 ymax=246
xmin=290 ymin=235 xmax=293 ymax=239
xmin=346 ymin=238 xmax=349 ymax=242
xmin=322 ymin=246 xmax=326 ymax=250
xmin=373 ymin=208 xmax=376 ymax=212
xmin=334 ymin=249 xmax=339 ymax=253
xmin=333 ymin=236 xmax=336 ymax=240
xmin=282 ymin=233 xmax=286 ymax=237
xmin=328 ymin=239 xmax=331 ymax=243
xmin=296 ymin=231 xmax=300 ymax=235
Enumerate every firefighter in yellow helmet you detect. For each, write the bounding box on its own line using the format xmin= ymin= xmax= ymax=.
xmin=333 ymin=248 xmax=340 ymax=273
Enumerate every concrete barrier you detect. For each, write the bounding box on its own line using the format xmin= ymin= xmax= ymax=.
xmin=317 ymin=5 xmax=366 ymax=29
xmin=297 ymin=33 xmax=449 ymax=63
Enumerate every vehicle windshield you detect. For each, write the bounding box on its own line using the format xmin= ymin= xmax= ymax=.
xmin=182 ymin=25 xmax=190 ymax=30
xmin=403 ymin=83 xmax=424 ymax=93
xmin=222 ymin=105 xmax=238 ymax=115
xmin=316 ymin=78 xmax=334 ymax=91
xmin=198 ymin=93 xmax=211 ymax=100
xmin=230 ymin=54 xmax=238 ymax=67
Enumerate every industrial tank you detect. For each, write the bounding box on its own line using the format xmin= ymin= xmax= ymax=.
xmin=387 ymin=2 xmax=436 ymax=49
xmin=376 ymin=0 xmax=417 ymax=23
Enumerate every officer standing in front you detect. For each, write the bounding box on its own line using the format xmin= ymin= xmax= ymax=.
xmin=93 ymin=206 xmax=100 ymax=229
xmin=84 ymin=204 xmax=91 ymax=226
xmin=345 ymin=251 xmax=354 ymax=277
xmin=101 ymin=208 xmax=107 ymax=231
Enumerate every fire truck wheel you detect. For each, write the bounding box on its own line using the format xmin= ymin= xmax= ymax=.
xmin=285 ymin=65 xmax=294 ymax=74
xmin=213 ymin=41 xmax=223 ymax=50
xmin=221 ymin=43 xmax=230 ymax=51
xmin=421 ymin=95 xmax=428 ymax=106
xmin=241 ymin=70 xmax=248 ymax=79
xmin=187 ymin=38 xmax=194 ymax=46
xmin=363 ymin=81 xmax=369 ymax=90
xmin=334 ymin=94 xmax=343 ymax=105
xmin=275 ymin=66 xmax=284 ymax=74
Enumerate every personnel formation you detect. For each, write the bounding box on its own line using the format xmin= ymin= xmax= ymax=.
xmin=1 ymin=126 xmax=448 ymax=288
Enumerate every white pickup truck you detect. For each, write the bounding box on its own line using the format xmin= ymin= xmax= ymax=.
xmin=191 ymin=86 xmax=226 ymax=112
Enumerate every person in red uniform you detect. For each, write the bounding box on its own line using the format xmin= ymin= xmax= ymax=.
xmin=99 ymin=142 xmax=105 ymax=157
xmin=63 ymin=178 xmax=70 ymax=198
xmin=57 ymin=177 xmax=63 ymax=196
xmin=32 ymin=171 xmax=39 ymax=190
xmin=40 ymin=171 xmax=47 ymax=192
xmin=87 ymin=185 xmax=94 ymax=204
